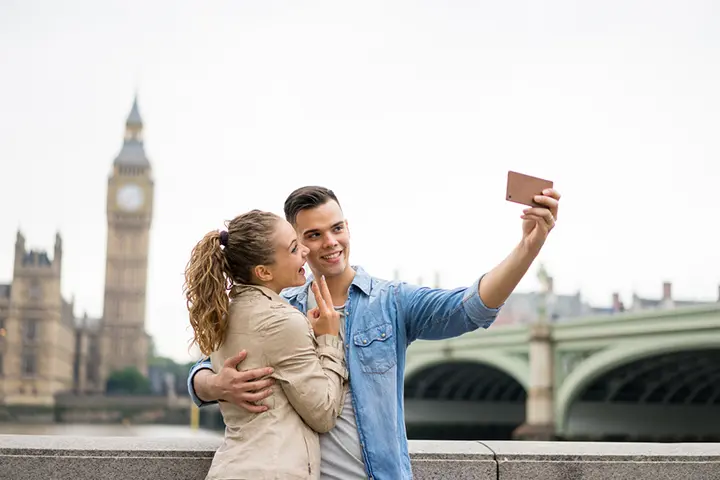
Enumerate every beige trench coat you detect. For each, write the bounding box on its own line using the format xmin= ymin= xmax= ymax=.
xmin=205 ymin=285 xmax=347 ymax=480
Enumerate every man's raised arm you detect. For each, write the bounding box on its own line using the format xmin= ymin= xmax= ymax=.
xmin=401 ymin=188 xmax=561 ymax=343
xmin=477 ymin=189 xmax=560 ymax=308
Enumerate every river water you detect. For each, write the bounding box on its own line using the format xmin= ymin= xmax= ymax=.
xmin=0 ymin=423 xmax=223 ymax=438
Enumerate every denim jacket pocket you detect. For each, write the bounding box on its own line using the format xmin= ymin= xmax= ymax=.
xmin=352 ymin=322 xmax=397 ymax=374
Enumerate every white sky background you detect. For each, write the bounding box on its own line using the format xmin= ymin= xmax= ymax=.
xmin=0 ymin=0 xmax=718 ymax=363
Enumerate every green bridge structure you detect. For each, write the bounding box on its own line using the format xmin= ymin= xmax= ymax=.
xmin=403 ymin=303 xmax=720 ymax=442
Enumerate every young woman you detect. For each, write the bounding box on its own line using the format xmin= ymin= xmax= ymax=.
xmin=184 ymin=209 xmax=346 ymax=480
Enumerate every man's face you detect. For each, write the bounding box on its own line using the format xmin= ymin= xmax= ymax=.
xmin=294 ymin=200 xmax=350 ymax=279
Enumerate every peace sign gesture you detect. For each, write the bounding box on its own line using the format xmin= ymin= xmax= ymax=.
xmin=308 ymin=275 xmax=341 ymax=337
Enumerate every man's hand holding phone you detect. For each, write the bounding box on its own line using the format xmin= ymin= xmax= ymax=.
xmin=506 ymin=170 xmax=561 ymax=253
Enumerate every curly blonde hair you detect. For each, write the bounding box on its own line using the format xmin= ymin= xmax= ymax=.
xmin=184 ymin=210 xmax=280 ymax=356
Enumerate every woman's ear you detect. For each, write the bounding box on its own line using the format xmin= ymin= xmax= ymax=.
xmin=254 ymin=264 xmax=273 ymax=283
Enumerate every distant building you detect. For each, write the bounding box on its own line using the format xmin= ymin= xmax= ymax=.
xmin=0 ymin=97 xmax=155 ymax=406
xmin=0 ymin=234 xmax=76 ymax=405
xmin=494 ymin=277 xmax=720 ymax=326
xmin=628 ymin=281 xmax=717 ymax=311
xmin=492 ymin=275 xmax=606 ymax=326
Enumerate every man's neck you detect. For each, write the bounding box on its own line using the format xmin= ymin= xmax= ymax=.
xmin=321 ymin=267 xmax=356 ymax=306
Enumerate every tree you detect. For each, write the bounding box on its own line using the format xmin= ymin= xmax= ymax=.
xmin=106 ymin=367 xmax=151 ymax=394
xmin=148 ymin=355 xmax=197 ymax=395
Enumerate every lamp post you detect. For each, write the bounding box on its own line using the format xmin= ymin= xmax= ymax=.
xmin=513 ymin=263 xmax=556 ymax=441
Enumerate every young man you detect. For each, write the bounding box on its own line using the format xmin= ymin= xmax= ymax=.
xmin=188 ymin=185 xmax=561 ymax=479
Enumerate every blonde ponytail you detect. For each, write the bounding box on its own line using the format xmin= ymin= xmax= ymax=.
xmin=184 ymin=231 xmax=231 ymax=356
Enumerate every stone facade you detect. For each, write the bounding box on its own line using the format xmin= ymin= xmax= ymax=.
xmin=0 ymin=97 xmax=154 ymax=404
xmin=0 ymin=233 xmax=75 ymax=405
xmin=1 ymin=436 xmax=719 ymax=480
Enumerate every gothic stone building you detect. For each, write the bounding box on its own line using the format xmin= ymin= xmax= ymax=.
xmin=0 ymin=98 xmax=154 ymax=405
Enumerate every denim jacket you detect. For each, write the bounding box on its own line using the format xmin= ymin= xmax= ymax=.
xmin=187 ymin=266 xmax=501 ymax=479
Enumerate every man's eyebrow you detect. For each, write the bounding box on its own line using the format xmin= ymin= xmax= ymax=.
xmin=303 ymin=221 xmax=344 ymax=236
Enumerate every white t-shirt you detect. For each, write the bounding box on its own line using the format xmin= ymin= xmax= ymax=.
xmin=307 ymin=291 xmax=368 ymax=480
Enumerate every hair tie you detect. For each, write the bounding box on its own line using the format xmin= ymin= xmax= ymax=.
xmin=219 ymin=230 xmax=229 ymax=247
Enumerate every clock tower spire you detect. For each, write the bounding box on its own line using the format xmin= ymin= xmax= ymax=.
xmin=98 ymin=95 xmax=154 ymax=390
xmin=115 ymin=94 xmax=149 ymax=168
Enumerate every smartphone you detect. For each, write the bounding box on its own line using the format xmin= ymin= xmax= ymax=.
xmin=506 ymin=171 xmax=553 ymax=207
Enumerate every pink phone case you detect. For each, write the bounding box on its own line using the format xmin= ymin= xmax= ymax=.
xmin=506 ymin=171 xmax=553 ymax=207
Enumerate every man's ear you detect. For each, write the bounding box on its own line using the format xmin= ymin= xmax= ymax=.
xmin=254 ymin=265 xmax=273 ymax=283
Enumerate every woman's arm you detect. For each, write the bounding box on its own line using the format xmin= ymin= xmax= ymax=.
xmin=264 ymin=309 xmax=347 ymax=433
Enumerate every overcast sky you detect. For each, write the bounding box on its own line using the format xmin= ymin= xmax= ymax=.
xmin=1 ymin=0 xmax=719 ymax=363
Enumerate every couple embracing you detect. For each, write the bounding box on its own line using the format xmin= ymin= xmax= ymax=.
xmin=184 ymin=185 xmax=561 ymax=480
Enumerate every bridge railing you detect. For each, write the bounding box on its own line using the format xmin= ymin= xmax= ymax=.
xmin=1 ymin=435 xmax=719 ymax=479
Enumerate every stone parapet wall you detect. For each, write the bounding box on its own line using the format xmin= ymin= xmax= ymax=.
xmin=1 ymin=435 xmax=719 ymax=479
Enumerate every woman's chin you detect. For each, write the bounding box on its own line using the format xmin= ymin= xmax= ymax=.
xmin=292 ymin=273 xmax=307 ymax=287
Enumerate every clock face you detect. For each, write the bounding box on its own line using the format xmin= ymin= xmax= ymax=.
xmin=116 ymin=184 xmax=144 ymax=212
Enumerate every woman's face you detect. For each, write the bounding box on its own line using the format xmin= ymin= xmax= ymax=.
xmin=263 ymin=219 xmax=309 ymax=292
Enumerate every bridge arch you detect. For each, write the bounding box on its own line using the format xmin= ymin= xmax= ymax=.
xmin=405 ymin=360 xmax=527 ymax=402
xmin=405 ymin=351 xmax=530 ymax=391
xmin=404 ymin=356 xmax=530 ymax=440
xmin=556 ymin=336 xmax=720 ymax=436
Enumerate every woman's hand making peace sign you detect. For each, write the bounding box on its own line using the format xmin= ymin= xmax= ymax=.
xmin=308 ymin=275 xmax=340 ymax=337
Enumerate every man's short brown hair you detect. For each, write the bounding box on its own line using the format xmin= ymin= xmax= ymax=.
xmin=283 ymin=186 xmax=342 ymax=225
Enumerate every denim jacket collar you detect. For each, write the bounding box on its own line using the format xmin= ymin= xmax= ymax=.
xmin=282 ymin=265 xmax=372 ymax=310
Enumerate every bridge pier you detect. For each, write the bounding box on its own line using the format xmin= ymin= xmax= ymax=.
xmin=513 ymin=322 xmax=555 ymax=441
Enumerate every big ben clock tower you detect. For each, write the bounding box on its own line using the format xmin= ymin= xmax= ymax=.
xmin=99 ymin=97 xmax=154 ymax=387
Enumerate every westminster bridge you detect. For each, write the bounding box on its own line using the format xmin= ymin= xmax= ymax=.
xmin=404 ymin=302 xmax=720 ymax=442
